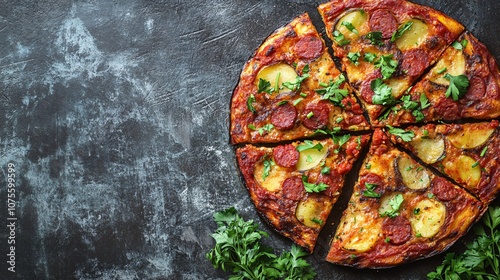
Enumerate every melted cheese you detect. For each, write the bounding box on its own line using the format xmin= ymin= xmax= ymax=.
xmin=296 ymin=146 xmax=328 ymax=171
xmin=411 ymin=198 xmax=446 ymax=238
xmin=339 ymin=208 xmax=381 ymax=252
xmin=335 ymin=10 xmax=369 ymax=41
xmin=430 ymin=48 xmax=465 ymax=85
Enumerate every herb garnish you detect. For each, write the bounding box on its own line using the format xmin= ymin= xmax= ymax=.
xmin=374 ymin=54 xmax=398 ymax=80
xmin=316 ymin=74 xmax=349 ymax=107
xmin=366 ymin=31 xmax=383 ymax=46
xmin=258 ymin=78 xmax=274 ymax=94
xmin=247 ymin=94 xmax=256 ymax=113
xmin=380 ymin=193 xmax=404 ymax=218
xmin=391 ymin=21 xmax=413 ymax=42
xmin=262 ymin=158 xmax=275 ymax=181
xmin=333 ymin=30 xmax=350 ymax=46
xmin=347 ymin=51 xmax=361 ymax=65
xmin=282 ymin=65 xmax=310 ymax=91
xmin=342 ymin=21 xmax=359 ymax=34
xmin=363 ymin=183 xmax=381 ymax=198
xmin=296 ymin=140 xmax=324 ymax=152
xmin=444 ymin=74 xmax=470 ymax=101
xmin=207 ymin=207 xmax=316 ymax=280
xmin=302 ymin=175 xmax=329 ymax=193
xmin=451 ymin=39 xmax=468 ymax=50
xmin=332 ymin=134 xmax=351 ymax=153
xmin=387 ymin=126 xmax=415 ymax=142
xmin=371 ymin=78 xmax=397 ymax=106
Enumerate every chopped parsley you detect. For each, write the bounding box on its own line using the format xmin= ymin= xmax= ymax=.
xmin=258 ymin=123 xmax=274 ymax=136
xmin=316 ymin=74 xmax=349 ymax=107
xmin=333 ymin=30 xmax=350 ymax=46
xmin=437 ymin=67 xmax=448 ymax=74
xmin=257 ymin=78 xmax=274 ymax=94
xmin=282 ymin=65 xmax=310 ymax=91
xmin=391 ymin=21 xmax=413 ymax=42
xmin=296 ymin=140 xmax=323 ymax=152
xmin=374 ymin=54 xmax=398 ymax=80
xmin=451 ymin=39 xmax=468 ymax=50
xmin=364 ymin=52 xmax=378 ymax=63
xmin=342 ymin=21 xmax=359 ymax=34
xmin=444 ymin=74 xmax=469 ymax=101
xmin=347 ymin=51 xmax=361 ymax=65
xmin=321 ymin=166 xmax=331 ymax=175
xmin=302 ymin=175 xmax=329 ymax=193
xmin=481 ymin=146 xmax=488 ymax=157
xmin=380 ymin=194 xmax=404 ymax=218
xmin=311 ymin=217 xmax=324 ymax=225
xmin=247 ymin=94 xmax=256 ymax=113
xmin=262 ymin=158 xmax=274 ymax=181
xmin=365 ymin=31 xmax=383 ymax=46
xmin=371 ymin=78 xmax=397 ymax=106
xmin=363 ymin=183 xmax=381 ymax=198
xmin=332 ymin=134 xmax=351 ymax=153
xmin=387 ymin=126 xmax=415 ymax=142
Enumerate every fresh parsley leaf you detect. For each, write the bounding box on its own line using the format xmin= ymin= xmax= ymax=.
xmin=316 ymin=74 xmax=349 ymax=107
xmin=481 ymin=146 xmax=488 ymax=157
xmin=333 ymin=30 xmax=350 ymax=46
xmin=391 ymin=21 xmax=413 ymax=42
xmin=364 ymin=52 xmax=378 ymax=62
xmin=247 ymin=94 xmax=256 ymax=113
xmin=296 ymin=140 xmax=324 ymax=152
xmin=374 ymin=54 xmax=398 ymax=80
xmin=258 ymin=78 xmax=274 ymax=94
xmin=363 ymin=183 xmax=381 ymax=198
xmin=321 ymin=166 xmax=331 ymax=175
xmin=311 ymin=217 xmax=324 ymax=225
xmin=262 ymin=158 xmax=275 ymax=181
xmin=380 ymin=193 xmax=404 ymax=218
xmin=437 ymin=67 xmax=447 ymax=74
xmin=332 ymin=133 xmax=351 ymax=153
xmin=420 ymin=92 xmax=430 ymax=109
xmin=282 ymin=65 xmax=310 ymax=91
xmin=207 ymin=207 xmax=316 ymax=280
xmin=258 ymin=123 xmax=274 ymax=136
xmin=444 ymin=74 xmax=469 ymax=101
xmin=371 ymin=78 xmax=397 ymax=106
xmin=366 ymin=31 xmax=383 ymax=46
xmin=342 ymin=21 xmax=359 ymax=34
xmin=387 ymin=126 xmax=415 ymax=142
xmin=347 ymin=51 xmax=361 ymax=65
xmin=451 ymin=39 xmax=468 ymax=50
xmin=302 ymin=175 xmax=329 ymax=193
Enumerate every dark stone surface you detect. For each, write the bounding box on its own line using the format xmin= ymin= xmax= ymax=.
xmin=0 ymin=0 xmax=499 ymax=279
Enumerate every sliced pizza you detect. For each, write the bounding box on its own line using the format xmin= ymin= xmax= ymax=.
xmin=230 ymin=13 xmax=369 ymax=145
xmin=326 ymin=129 xmax=483 ymax=268
xmin=388 ymin=120 xmax=500 ymax=205
xmin=318 ymin=0 xmax=464 ymax=125
xmin=380 ymin=32 xmax=500 ymax=126
xmin=236 ymin=135 xmax=370 ymax=252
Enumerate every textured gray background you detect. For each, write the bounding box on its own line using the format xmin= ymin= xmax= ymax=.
xmin=0 ymin=0 xmax=499 ymax=279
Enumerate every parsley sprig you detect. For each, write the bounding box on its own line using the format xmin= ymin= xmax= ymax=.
xmin=380 ymin=194 xmax=404 ymax=218
xmin=207 ymin=208 xmax=316 ymax=280
xmin=387 ymin=126 xmax=415 ymax=142
xmin=282 ymin=65 xmax=310 ymax=91
xmin=315 ymin=74 xmax=349 ymax=107
xmin=444 ymin=74 xmax=469 ymax=101
xmin=374 ymin=54 xmax=398 ymax=80
xmin=371 ymin=78 xmax=397 ymax=106
xmin=427 ymin=206 xmax=500 ymax=280
xmin=302 ymin=175 xmax=329 ymax=193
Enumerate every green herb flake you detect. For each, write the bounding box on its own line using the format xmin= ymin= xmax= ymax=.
xmin=481 ymin=146 xmax=488 ymax=157
xmin=332 ymin=134 xmax=351 ymax=153
xmin=451 ymin=39 xmax=468 ymax=50
xmin=380 ymin=193 xmax=404 ymax=218
xmin=306 ymin=111 xmax=314 ymax=119
xmin=444 ymin=73 xmax=470 ymax=101
xmin=257 ymin=78 xmax=274 ymax=94
xmin=371 ymin=78 xmax=397 ymax=106
xmin=374 ymin=54 xmax=398 ymax=80
xmin=391 ymin=21 xmax=413 ymax=42
xmin=333 ymin=30 xmax=350 ymax=46
xmin=311 ymin=217 xmax=324 ymax=225
xmin=247 ymin=94 xmax=257 ymax=113
xmin=258 ymin=124 xmax=274 ymax=136
xmin=472 ymin=161 xmax=480 ymax=168
xmin=321 ymin=166 xmax=331 ymax=175
xmin=364 ymin=52 xmax=378 ymax=63
xmin=262 ymin=158 xmax=275 ymax=181
xmin=362 ymin=183 xmax=381 ymax=198
xmin=302 ymin=175 xmax=329 ymax=193
xmin=342 ymin=21 xmax=359 ymax=34
xmin=315 ymin=74 xmax=349 ymax=107
xmin=413 ymin=208 xmax=420 ymax=215
xmin=282 ymin=65 xmax=310 ymax=92
xmin=437 ymin=67 xmax=448 ymax=74
xmin=347 ymin=51 xmax=361 ymax=65
xmin=366 ymin=31 xmax=383 ymax=46
xmin=296 ymin=140 xmax=324 ymax=152
xmin=387 ymin=125 xmax=415 ymax=142
xmin=293 ymin=98 xmax=303 ymax=106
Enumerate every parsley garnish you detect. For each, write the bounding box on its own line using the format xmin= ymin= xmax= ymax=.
xmin=364 ymin=52 xmax=378 ymax=63
xmin=296 ymin=140 xmax=324 ymax=152
xmin=451 ymin=39 xmax=468 ymax=50
xmin=302 ymin=175 xmax=329 ymax=193
xmin=380 ymin=194 xmax=404 ymax=218
xmin=387 ymin=126 xmax=415 ymax=142
xmin=311 ymin=217 xmax=324 ymax=225
xmin=444 ymin=74 xmax=469 ymax=101
xmin=391 ymin=21 xmax=413 ymax=42
xmin=481 ymin=146 xmax=488 ymax=157
xmin=332 ymin=134 xmax=351 ymax=153
xmin=262 ymin=158 xmax=274 ymax=181
xmin=207 ymin=207 xmax=317 ymax=280
xmin=316 ymin=74 xmax=349 ymax=107
xmin=333 ymin=30 xmax=350 ymax=46
xmin=342 ymin=21 xmax=359 ymax=34
xmin=347 ymin=51 xmax=361 ymax=65
xmin=321 ymin=166 xmax=331 ymax=175
xmin=374 ymin=54 xmax=398 ymax=80
xmin=257 ymin=78 xmax=274 ymax=94
xmin=371 ymin=78 xmax=397 ymax=106
xmin=437 ymin=67 xmax=447 ymax=74
xmin=427 ymin=206 xmax=500 ymax=280
xmin=247 ymin=94 xmax=256 ymax=113
xmin=258 ymin=124 xmax=274 ymax=136
xmin=366 ymin=31 xmax=383 ymax=46
xmin=363 ymin=183 xmax=381 ymax=198
xmin=282 ymin=65 xmax=310 ymax=91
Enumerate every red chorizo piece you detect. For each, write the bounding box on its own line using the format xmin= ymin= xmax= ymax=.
xmin=270 ymin=103 xmax=297 ymax=130
xmin=401 ymin=49 xmax=429 ymax=77
xmin=464 ymin=76 xmax=486 ymax=101
xmin=431 ymin=177 xmax=458 ymax=201
xmin=293 ymin=36 xmax=324 ymax=60
xmin=369 ymin=9 xmax=398 ymax=39
xmin=382 ymin=215 xmax=412 ymax=245
xmin=433 ymin=97 xmax=461 ymax=120
xmin=282 ymin=176 xmax=305 ymax=200
xmin=273 ymin=144 xmax=300 ymax=168
xmin=302 ymin=102 xmax=330 ymax=129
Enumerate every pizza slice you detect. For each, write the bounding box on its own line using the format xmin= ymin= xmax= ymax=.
xmin=380 ymin=32 xmax=500 ymax=126
xmin=236 ymin=134 xmax=370 ymax=252
xmin=326 ymin=129 xmax=482 ymax=268
xmin=230 ymin=13 xmax=369 ymax=145
xmin=388 ymin=120 xmax=500 ymax=205
xmin=318 ymin=0 xmax=464 ymax=125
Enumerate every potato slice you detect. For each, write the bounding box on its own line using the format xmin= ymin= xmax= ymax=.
xmin=447 ymin=126 xmax=494 ymax=149
xmin=296 ymin=196 xmax=331 ymax=228
xmin=443 ymin=155 xmax=482 ymax=188
xmin=395 ymin=19 xmax=429 ymax=50
xmin=410 ymin=137 xmax=445 ymax=164
xmin=397 ymin=157 xmax=431 ymax=190
xmin=430 ymin=48 xmax=466 ymax=85
xmin=255 ymin=63 xmax=298 ymax=94
xmin=410 ymin=198 xmax=446 ymax=238
xmin=296 ymin=147 xmax=328 ymax=171
xmin=339 ymin=209 xmax=381 ymax=252
xmin=335 ymin=10 xmax=369 ymax=41
xmin=254 ymin=160 xmax=287 ymax=192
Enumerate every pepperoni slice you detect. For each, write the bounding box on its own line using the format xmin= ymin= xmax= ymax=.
xmin=382 ymin=215 xmax=412 ymax=245
xmin=270 ymin=103 xmax=297 ymax=131
xmin=433 ymin=98 xmax=461 ymax=120
xmin=369 ymin=9 xmax=398 ymax=39
xmin=464 ymin=76 xmax=486 ymax=101
xmin=401 ymin=49 xmax=429 ymax=77
xmin=282 ymin=176 xmax=305 ymax=201
xmin=294 ymin=36 xmax=324 ymax=60
xmin=273 ymin=144 xmax=299 ymax=168
xmin=302 ymin=102 xmax=330 ymax=129
xmin=431 ymin=177 xmax=458 ymax=201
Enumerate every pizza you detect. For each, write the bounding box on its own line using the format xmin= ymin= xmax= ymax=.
xmin=388 ymin=120 xmax=500 ymax=205
xmin=229 ymin=0 xmax=500 ymax=269
xmin=236 ymin=136 xmax=369 ymax=252
xmin=325 ymin=129 xmax=482 ymax=268
xmin=318 ymin=0 xmax=464 ymax=126
xmin=230 ymin=13 xmax=369 ymax=145
xmin=380 ymin=32 xmax=500 ymax=126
